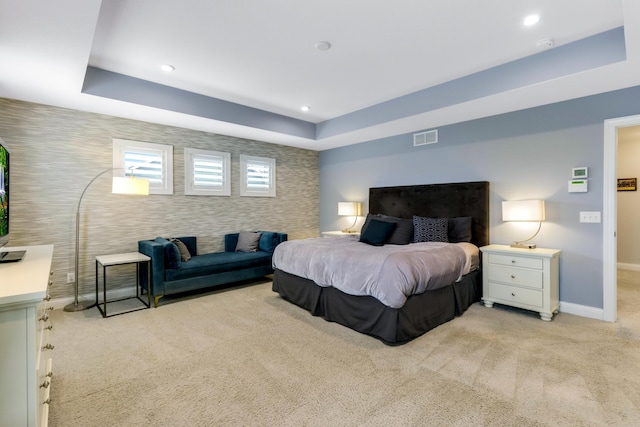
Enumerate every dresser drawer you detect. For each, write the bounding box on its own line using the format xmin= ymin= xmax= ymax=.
xmin=487 ymin=265 xmax=543 ymax=289
xmin=488 ymin=282 xmax=543 ymax=308
xmin=488 ymin=253 xmax=543 ymax=269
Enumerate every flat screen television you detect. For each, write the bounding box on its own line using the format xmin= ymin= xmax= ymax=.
xmin=0 ymin=140 xmax=8 ymax=249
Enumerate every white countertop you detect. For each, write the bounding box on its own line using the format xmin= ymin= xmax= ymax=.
xmin=0 ymin=245 xmax=54 ymax=307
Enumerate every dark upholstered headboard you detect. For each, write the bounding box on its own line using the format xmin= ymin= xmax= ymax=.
xmin=368 ymin=181 xmax=490 ymax=248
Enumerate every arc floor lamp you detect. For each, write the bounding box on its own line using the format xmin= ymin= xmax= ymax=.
xmin=63 ymin=168 xmax=149 ymax=312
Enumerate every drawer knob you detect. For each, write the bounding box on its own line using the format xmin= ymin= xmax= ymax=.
xmin=44 ymin=398 xmax=51 ymax=405
xmin=511 ymin=274 xmax=516 ymax=279
xmin=511 ymin=260 xmax=516 ymax=263
xmin=39 ymin=313 xmax=49 ymax=322
xmin=47 ymin=306 xmax=54 ymax=311
xmin=511 ymin=292 xmax=516 ymax=296
xmin=46 ymin=371 xmax=53 ymax=378
xmin=45 ymin=325 xmax=53 ymax=331
xmin=40 ymin=380 xmax=50 ymax=389
xmin=43 ymin=343 xmax=55 ymax=351
xmin=45 ymin=295 xmax=51 ymax=301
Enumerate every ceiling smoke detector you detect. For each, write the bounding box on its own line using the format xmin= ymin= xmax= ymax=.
xmin=536 ymin=39 xmax=555 ymax=50
xmin=315 ymin=41 xmax=331 ymax=51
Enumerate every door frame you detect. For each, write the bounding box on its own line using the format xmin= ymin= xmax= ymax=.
xmin=603 ymin=114 xmax=640 ymax=322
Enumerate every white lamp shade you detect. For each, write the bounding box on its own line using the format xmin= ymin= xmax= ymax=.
xmin=338 ymin=201 xmax=362 ymax=216
xmin=502 ymin=200 xmax=545 ymax=222
xmin=112 ymin=176 xmax=150 ymax=195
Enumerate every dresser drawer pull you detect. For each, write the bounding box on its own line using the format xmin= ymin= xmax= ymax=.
xmin=511 ymin=274 xmax=516 ymax=279
xmin=45 ymin=325 xmax=53 ymax=331
xmin=511 ymin=292 xmax=516 ymax=296
xmin=511 ymin=260 xmax=516 ymax=263
xmin=47 ymin=306 xmax=54 ymax=311
xmin=42 ymin=343 xmax=55 ymax=351
xmin=49 ymin=281 xmax=53 ymax=286
xmin=40 ymin=380 xmax=50 ymax=389
xmin=45 ymin=295 xmax=51 ymax=301
xmin=44 ymin=398 xmax=51 ymax=405
xmin=39 ymin=313 xmax=49 ymax=322
xmin=46 ymin=371 xmax=53 ymax=378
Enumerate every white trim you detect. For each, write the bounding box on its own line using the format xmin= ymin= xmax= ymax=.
xmin=240 ymin=154 xmax=276 ymax=197
xmin=604 ymin=114 xmax=640 ymax=322
xmin=184 ymin=148 xmax=231 ymax=196
xmin=617 ymin=262 xmax=640 ymax=272
xmin=559 ymin=301 xmax=604 ymax=321
xmin=113 ymin=138 xmax=174 ymax=195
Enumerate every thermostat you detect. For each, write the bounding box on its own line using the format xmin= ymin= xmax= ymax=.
xmin=572 ymin=167 xmax=588 ymax=179
xmin=568 ymin=179 xmax=588 ymax=193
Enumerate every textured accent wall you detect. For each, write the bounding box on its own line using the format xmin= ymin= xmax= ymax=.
xmin=0 ymin=98 xmax=319 ymax=299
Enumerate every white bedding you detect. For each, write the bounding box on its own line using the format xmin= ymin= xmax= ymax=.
xmin=272 ymin=236 xmax=479 ymax=308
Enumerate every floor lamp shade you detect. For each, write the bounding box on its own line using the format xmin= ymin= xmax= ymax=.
xmin=64 ymin=169 xmax=149 ymax=312
xmin=112 ymin=176 xmax=150 ymax=195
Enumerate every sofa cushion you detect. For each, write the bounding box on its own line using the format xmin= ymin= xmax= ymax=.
xmin=164 ymin=251 xmax=273 ymax=282
xmin=154 ymin=237 xmax=181 ymax=269
xmin=235 ymin=231 xmax=262 ymax=252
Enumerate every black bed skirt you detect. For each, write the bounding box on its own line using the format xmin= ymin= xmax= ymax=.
xmin=272 ymin=268 xmax=482 ymax=345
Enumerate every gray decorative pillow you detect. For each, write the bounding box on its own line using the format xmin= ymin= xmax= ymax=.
xmin=235 ymin=231 xmax=262 ymax=252
xmin=413 ymin=216 xmax=449 ymax=243
xmin=170 ymin=238 xmax=191 ymax=261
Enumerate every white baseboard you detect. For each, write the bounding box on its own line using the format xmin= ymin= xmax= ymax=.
xmin=50 ymin=286 xmax=139 ymax=311
xmin=617 ymin=262 xmax=640 ymax=271
xmin=559 ymin=301 xmax=605 ymax=321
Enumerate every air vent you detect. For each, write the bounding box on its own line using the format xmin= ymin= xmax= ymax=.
xmin=413 ymin=129 xmax=438 ymax=146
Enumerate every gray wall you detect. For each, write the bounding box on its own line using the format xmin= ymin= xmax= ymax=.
xmin=320 ymin=85 xmax=640 ymax=310
xmin=0 ymin=98 xmax=319 ymax=299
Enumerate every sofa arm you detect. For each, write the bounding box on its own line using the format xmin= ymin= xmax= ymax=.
xmin=138 ymin=240 xmax=166 ymax=299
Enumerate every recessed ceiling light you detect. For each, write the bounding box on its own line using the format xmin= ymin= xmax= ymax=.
xmin=315 ymin=41 xmax=331 ymax=51
xmin=160 ymin=64 xmax=175 ymax=72
xmin=523 ymin=14 xmax=540 ymax=26
xmin=300 ymin=105 xmax=311 ymax=112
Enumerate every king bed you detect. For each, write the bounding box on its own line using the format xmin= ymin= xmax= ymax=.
xmin=272 ymin=181 xmax=490 ymax=344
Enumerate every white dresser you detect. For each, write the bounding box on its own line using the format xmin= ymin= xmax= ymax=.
xmin=480 ymin=244 xmax=561 ymax=321
xmin=0 ymin=245 xmax=54 ymax=427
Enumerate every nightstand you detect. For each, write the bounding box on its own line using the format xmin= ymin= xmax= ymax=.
xmin=480 ymin=244 xmax=561 ymax=321
xmin=321 ymin=231 xmax=360 ymax=238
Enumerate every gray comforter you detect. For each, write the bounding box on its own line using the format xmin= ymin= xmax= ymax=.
xmin=272 ymin=236 xmax=472 ymax=308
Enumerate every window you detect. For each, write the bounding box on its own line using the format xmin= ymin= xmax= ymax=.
xmin=240 ymin=155 xmax=276 ymax=197
xmin=113 ymin=139 xmax=173 ymax=195
xmin=184 ymin=148 xmax=230 ymax=196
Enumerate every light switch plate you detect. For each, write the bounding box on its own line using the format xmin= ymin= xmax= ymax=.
xmin=580 ymin=211 xmax=601 ymax=223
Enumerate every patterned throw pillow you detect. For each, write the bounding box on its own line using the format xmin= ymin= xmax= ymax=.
xmin=413 ymin=216 xmax=449 ymax=242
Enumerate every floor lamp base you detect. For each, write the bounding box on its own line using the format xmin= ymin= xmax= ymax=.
xmin=63 ymin=300 xmax=96 ymax=312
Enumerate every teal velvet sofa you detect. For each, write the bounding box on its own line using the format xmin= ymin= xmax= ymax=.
xmin=138 ymin=232 xmax=287 ymax=307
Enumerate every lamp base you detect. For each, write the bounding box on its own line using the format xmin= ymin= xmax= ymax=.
xmin=63 ymin=300 xmax=96 ymax=312
xmin=510 ymin=242 xmax=537 ymax=249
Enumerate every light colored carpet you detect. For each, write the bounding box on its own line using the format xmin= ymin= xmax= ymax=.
xmin=49 ymin=277 xmax=640 ymax=427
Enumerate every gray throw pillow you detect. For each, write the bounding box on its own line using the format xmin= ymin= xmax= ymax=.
xmin=170 ymin=238 xmax=191 ymax=261
xmin=235 ymin=231 xmax=262 ymax=252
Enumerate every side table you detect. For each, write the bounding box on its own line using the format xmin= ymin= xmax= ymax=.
xmin=95 ymin=252 xmax=151 ymax=318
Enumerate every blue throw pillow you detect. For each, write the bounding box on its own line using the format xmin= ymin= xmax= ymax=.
xmin=258 ymin=232 xmax=278 ymax=253
xmin=359 ymin=219 xmax=397 ymax=246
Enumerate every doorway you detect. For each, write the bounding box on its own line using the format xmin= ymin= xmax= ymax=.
xmin=604 ymin=115 xmax=640 ymax=322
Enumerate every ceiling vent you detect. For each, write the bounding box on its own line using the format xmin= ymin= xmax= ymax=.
xmin=413 ymin=129 xmax=438 ymax=147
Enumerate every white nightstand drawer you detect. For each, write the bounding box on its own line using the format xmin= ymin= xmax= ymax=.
xmin=488 ymin=253 xmax=543 ymax=269
xmin=488 ymin=282 xmax=543 ymax=308
xmin=488 ymin=265 xmax=543 ymax=289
